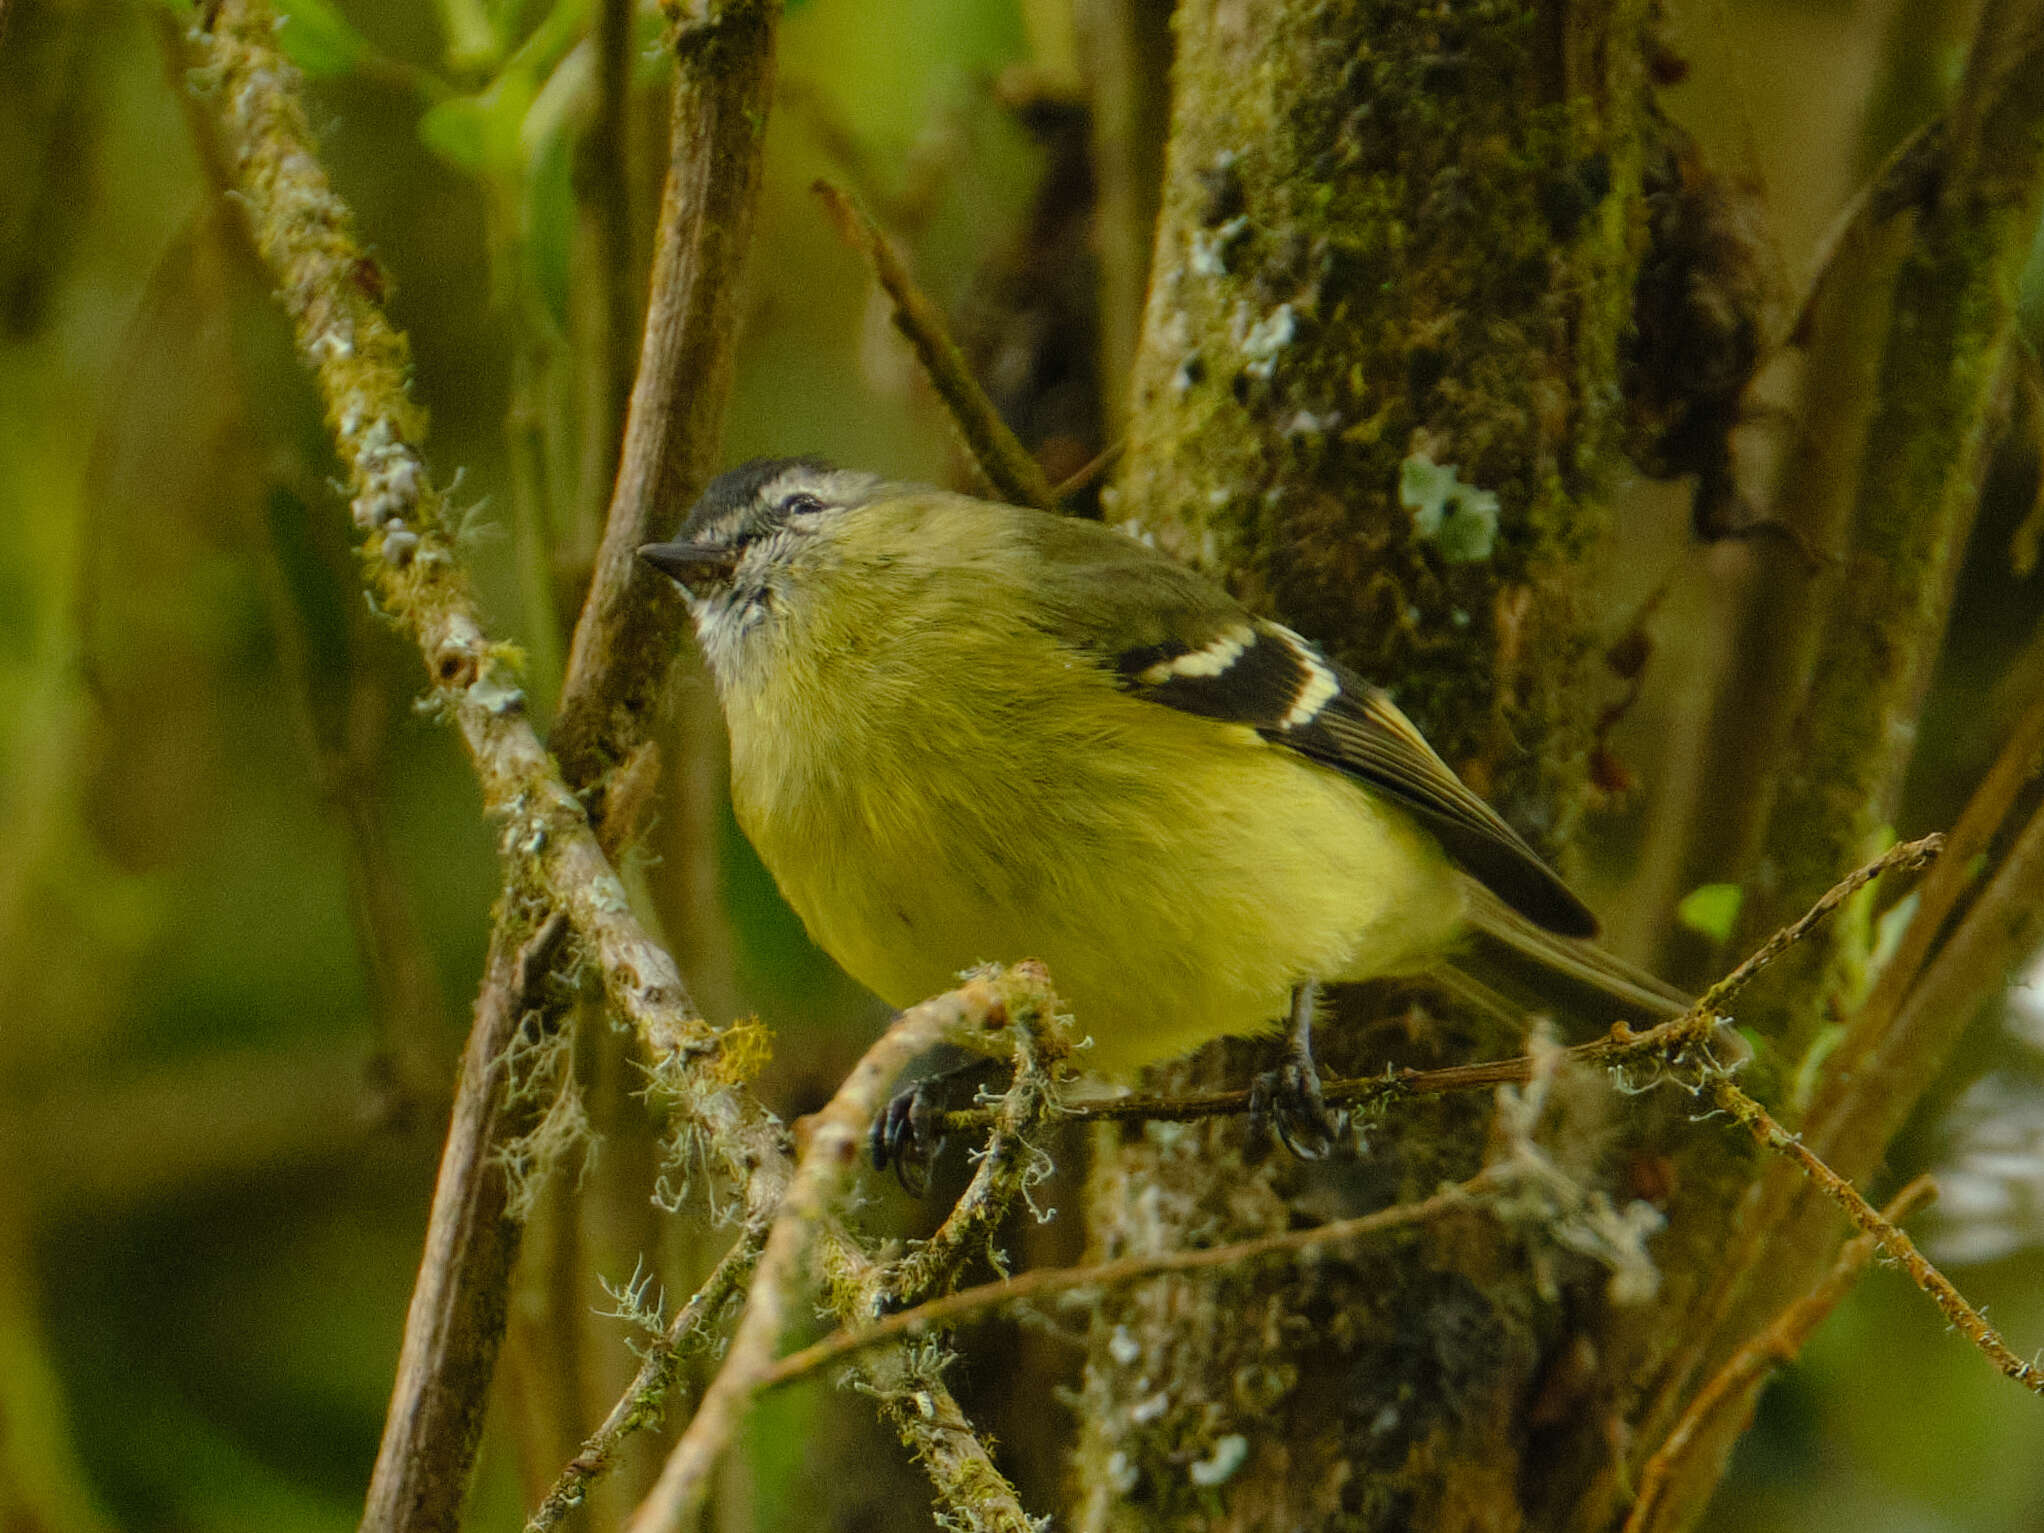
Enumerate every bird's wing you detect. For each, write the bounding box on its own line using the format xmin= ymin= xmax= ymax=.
xmin=1018 ymin=514 xmax=1597 ymax=937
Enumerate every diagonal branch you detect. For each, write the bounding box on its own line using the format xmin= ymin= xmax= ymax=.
xmin=185 ymin=10 xmax=796 ymax=1532
xmin=1712 ymin=1082 xmax=2043 ymax=1394
xmin=761 ymin=1177 xmax=1488 ymax=1396
xmin=1623 ymin=1177 xmax=1940 ymax=1533
xmin=525 ymin=1220 xmax=769 ymax=1533
xmin=813 ymin=179 xmax=1059 ymax=511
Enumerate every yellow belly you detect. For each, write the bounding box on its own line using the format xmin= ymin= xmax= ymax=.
xmin=726 ymin=636 xmax=1465 ymax=1078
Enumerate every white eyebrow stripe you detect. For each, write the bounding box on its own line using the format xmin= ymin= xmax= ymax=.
xmin=1270 ymin=625 xmax=1340 ymax=729
xmin=1138 ymin=622 xmax=1258 ymax=683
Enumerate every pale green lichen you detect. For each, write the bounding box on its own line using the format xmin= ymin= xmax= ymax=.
xmin=1399 ymin=452 xmax=1501 ymax=562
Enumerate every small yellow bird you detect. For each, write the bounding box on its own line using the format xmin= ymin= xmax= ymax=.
xmin=641 ymin=458 xmax=1684 ymax=1159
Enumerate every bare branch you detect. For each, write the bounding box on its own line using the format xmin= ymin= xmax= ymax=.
xmin=813 ymin=179 xmax=1059 ymax=511
xmin=1715 ymin=1082 xmax=2042 ymax=1394
xmin=551 ymin=0 xmax=782 ymax=795
xmin=760 ymin=1178 xmax=1489 ymax=1396
xmin=624 ymin=966 xmax=1062 ymax=1533
xmin=361 ymin=910 xmax=571 ymax=1533
xmin=1624 ymin=1177 xmax=1939 ymax=1533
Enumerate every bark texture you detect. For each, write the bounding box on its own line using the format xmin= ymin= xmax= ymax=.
xmin=1075 ymin=3 xmax=1659 ymax=1527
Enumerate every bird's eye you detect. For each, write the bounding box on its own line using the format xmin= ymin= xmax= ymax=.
xmin=779 ymin=491 xmax=826 ymax=517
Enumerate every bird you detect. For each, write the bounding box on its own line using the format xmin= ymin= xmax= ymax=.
xmin=639 ymin=456 xmax=1686 ymax=1162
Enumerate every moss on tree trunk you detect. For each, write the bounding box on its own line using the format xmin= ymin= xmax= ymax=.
xmin=1074 ymin=3 xmax=1660 ymax=1527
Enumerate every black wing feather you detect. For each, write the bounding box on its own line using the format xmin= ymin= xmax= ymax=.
xmin=1115 ymin=619 xmax=1596 ymax=937
xmin=1014 ymin=510 xmax=1599 ymax=937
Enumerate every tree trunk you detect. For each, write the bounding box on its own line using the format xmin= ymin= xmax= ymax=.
xmin=1074 ymin=3 xmax=1663 ymax=1527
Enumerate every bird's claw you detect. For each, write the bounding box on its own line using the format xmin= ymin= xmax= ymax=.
xmin=1247 ymin=1054 xmax=1347 ymax=1161
xmin=871 ymin=1079 xmax=946 ymax=1196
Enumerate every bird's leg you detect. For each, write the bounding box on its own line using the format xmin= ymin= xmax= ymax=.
xmin=1247 ymin=982 xmax=1345 ymax=1160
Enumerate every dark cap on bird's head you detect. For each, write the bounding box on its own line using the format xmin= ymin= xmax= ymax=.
xmin=637 ymin=455 xmax=882 ymax=596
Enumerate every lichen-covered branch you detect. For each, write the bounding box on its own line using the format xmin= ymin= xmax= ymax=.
xmin=822 ymin=1239 xmax=1044 ymax=1533
xmin=879 ymin=992 xmax=1066 ymax=1309
xmin=624 ymin=966 xmax=1061 ymax=1533
xmin=525 ymin=1222 xmax=767 ymax=1533
xmin=185 ymin=11 xmax=801 ymax=1532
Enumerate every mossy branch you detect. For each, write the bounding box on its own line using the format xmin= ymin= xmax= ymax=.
xmin=624 ymin=966 xmax=1064 ymax=1533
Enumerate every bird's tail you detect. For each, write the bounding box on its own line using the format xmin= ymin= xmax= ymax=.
xmin=1436 ymin=878 xmax=1691 ymax=1032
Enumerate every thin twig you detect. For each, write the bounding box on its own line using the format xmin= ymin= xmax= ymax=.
xmin=761 ymin=1177 xmax=1489 ymax=1396
xmin=1691 ymin=831 xmax=1946 ymax=1019
xmin=551 ymin=0 xmax=782 ymax=797
xmin=821 ymin=1238 xmax=1043 ymax=1533
xmin=1642 ymin=693 xmax=2044 ymax=1458
xmin=1623 ymin=1177 xmax=1939 ymax=1533
xmin=1715 ymin=1082 xmax=2042 ymax=1393
xmin=1809 ymin=689 xmax=2044 ymax=1168
xmin=813 ymin=179 xmax=1060 ymax=512
xmin=623 ymin=967 xmax=1060 ymax=1533
xmin=525 ymin=1222 xmax=769 ymax=1533
xmin=932 ymin=834 xmax=1948 ymax=1139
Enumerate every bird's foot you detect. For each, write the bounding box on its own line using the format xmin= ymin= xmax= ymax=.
xmin=1247 ymin=983 xmax=1347 ymax=1160
xmin=1247 ymin=1049 xmax=1347 ymax=1160
xmin=871 ymin=1055 xmax=1002 ymax=1195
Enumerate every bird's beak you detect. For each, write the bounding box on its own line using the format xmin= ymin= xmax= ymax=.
xmin=638 ymin=540 xmax=739 ymax=594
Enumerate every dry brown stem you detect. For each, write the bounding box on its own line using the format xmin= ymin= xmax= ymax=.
xmin=1717 ymin=1084 xmax=2042 ymax=1393
xmin=360 ymin=911 xmax=570 ymax=1533
xmin=552 ymin=0 xmax=783 ymax=798
xmin=813 ymin=178 xmax=1059 ymax=511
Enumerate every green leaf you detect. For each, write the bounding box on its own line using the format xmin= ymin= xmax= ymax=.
xmin=1677 ymin=882 xmax=1744 ymax=943
xmin=418 ymin=72 xmax=532 ymax=175
xmin=273 ymin=0 xmax=375 ymax=78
